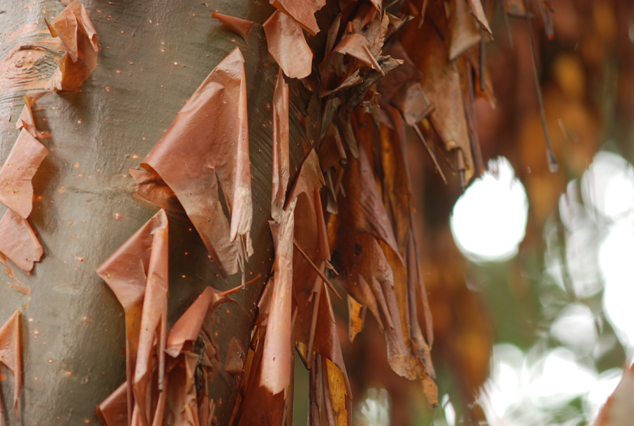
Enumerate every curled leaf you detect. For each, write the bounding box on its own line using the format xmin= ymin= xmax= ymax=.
xmin=263 ymin=11 xmax=314 ymax=79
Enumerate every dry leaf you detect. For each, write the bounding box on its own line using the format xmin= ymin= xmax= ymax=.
xmin=263 ymin=11 xmax=314 ymax=80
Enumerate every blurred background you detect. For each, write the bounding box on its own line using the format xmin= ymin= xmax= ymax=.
xmin=296 ymin=0 xmax=634 ymax=425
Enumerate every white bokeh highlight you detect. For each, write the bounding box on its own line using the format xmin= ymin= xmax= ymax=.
xmin=451 ymin=157 xmax=529 ymax=262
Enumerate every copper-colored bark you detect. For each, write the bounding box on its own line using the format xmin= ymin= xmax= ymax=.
xmin=0 ymin=130 xmax=48 ymax=219
xmin=142 ymin=47 xmax=252 ymax=278
xmin=263 ymin=11 xmax=314 ymax=80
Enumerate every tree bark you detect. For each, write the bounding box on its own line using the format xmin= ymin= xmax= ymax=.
xmin=0 ymin=0 xmax=311 ymax=424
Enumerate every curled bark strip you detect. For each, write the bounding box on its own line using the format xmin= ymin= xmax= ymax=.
xmin=143 ymin=47 xmax=252 ymax=278
xmin=465 ymin=0 xmax=492 ymax=34
xmin=271 ymin=70 xmax=290 ymax=223
xmin=269 ymin=0 xmax=325 ymax=36
xmin=95 ymin=209 xmax=169 ymax=425
xmin=0 ymin=310 xmax=21 ymax=421
xmin=95 ymin=383 xmax=127 ymax=426
xmin=0 ymin=129 xmax=48 ymax=219
xmin=212 ymin=11 xmax=256 ymax=44
xmin=47 ymin=0 xmax=100 ymax=91
xmin=263 ymin=11 xmax=314 ymax=80
xmin=261 ymin=199 xmax=296 ymax=395
xmin=0 ymin=209 xmax=43 ymax=272
xmin=15 ymin=97 xmax=37 ymax=137
xmin=334 ymin=33 xmax=384 ymax=75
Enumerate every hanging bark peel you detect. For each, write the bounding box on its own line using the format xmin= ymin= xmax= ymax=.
xmin=142 ymin=47 xmax=253 ymax=278
xmin=0 ymin=129 xmax=48 ymax=220
xmin=263 ymin=11 xmax=314 ymax=80
xmin=212 ymin=11 xmax=256 ymax=44
xmin=0 ymin=310 xmax=21 ymax=423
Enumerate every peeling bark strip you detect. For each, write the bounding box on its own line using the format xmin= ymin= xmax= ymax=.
xmin=46 ymin=0 xmax=100 ymax=91
xmin=271 ymin=70 xmax=290 ymax=223
xmin=0 ymin=310 xmax=21 ymax=423
xmin=96 ymin=279 xmax=242 ymax=425
xmin=0 ymin=130 xmax=48 ymax=219
xmin=263 ymin=10 xmax=314 ymax=80
xmin=142 ymin=47 xmax=252 ymax=278
xmin=96 ymin=209 xmax=169 ymax=426
xmin=212 ymin=11 xmax=256 ymax=44
xmin=0 ymin=127 xmax=47 ymax=273
xmin=269 ymin=0 xmax=325 ymax=36
xmin=261 ymin=198 xmax=296 ymax=395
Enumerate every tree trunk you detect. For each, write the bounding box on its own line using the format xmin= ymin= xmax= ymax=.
xmin=0 ymin=1 xmax=310 ymax=424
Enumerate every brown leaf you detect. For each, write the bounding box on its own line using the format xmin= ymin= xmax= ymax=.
xmin=0 ymin=310 xmax=21 ymax=420
xmin=0 ymin=129 xmax=48 ymax=219
xmin=271 ymin=70 xmax=290 ymax=223
xmin=269 ymin=0 xmax=325 ymax=36
xmin=212 ymin=11 xmax=256 ymax=44
xmin=261 ymin=199 xmax=296 ymax=395
xmin=263 ymin=11 xmax=314 ymax=80
xmin=0 ymin=209 xmax=43 ymax=272
xmin=143 ymin=47 xmax=252 ymax=278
